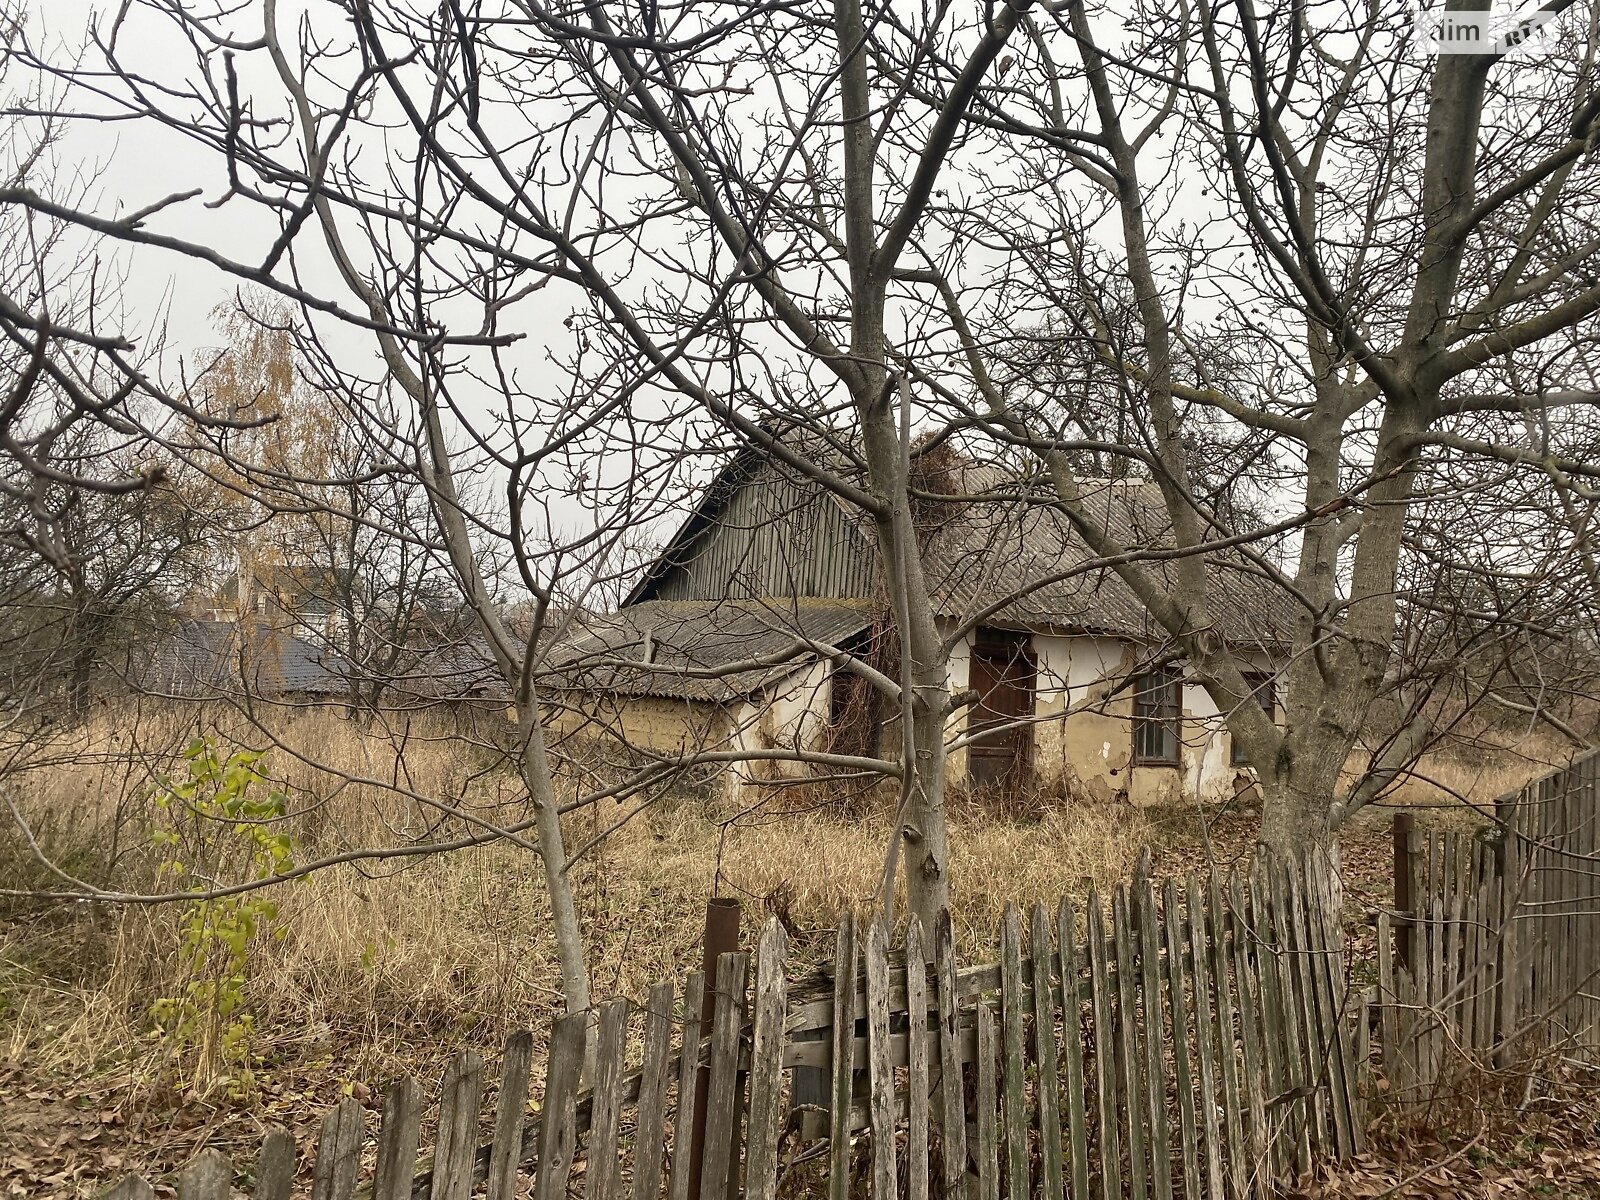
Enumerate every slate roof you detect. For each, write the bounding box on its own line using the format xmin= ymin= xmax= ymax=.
xmin=383 ymin=634 xmax=511 ymax=703
xmin=908 ymin=465 xmax=1294 ymax=648
xmin=547 ymin=599 xmax=876 ymax=702
xmin=625 ymin=428 xmax=1297 ymax=650
xmin=136 ymin=617 xmax=349 ymax=700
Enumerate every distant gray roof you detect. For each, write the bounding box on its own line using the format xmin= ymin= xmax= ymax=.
xmin=384 ymin=633 xmax=511 ymax=703
xmin=136 ymin=617 xmax=349 ymax=700
xmin=548 ymin=599 xmax=875 ymax=702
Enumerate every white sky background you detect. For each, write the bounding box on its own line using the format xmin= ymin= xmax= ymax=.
xmin=13 ymin=0 xmax=669 ymax=593
xmin=16 ymin=0 xmax=1528 ymax=593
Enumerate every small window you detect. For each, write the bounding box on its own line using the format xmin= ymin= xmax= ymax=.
xmin=1133 ymin=668 xmax=1182 ymax=765
xmin=1231 ymin=672 xmax=1278 ymax=766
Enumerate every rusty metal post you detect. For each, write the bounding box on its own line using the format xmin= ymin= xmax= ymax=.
xmin=1394 ymin=811 xmax=1415 ymax=970
xmin=687 ymin=896 xmax=740 ymax=1200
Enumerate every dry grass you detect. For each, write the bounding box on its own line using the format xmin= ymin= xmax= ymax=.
xmin=0 ymin=704 xmax=1159 ymax=1098
xmin=0 ymin=702 xmax=1577 ymax=1197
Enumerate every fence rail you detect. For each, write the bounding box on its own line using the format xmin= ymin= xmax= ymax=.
xmin=109 ymin=853 xmax=1362 ymax=1200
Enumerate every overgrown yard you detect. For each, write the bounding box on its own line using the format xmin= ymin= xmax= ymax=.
xmin=0 ymin=708 xmax=1581 ymax=1198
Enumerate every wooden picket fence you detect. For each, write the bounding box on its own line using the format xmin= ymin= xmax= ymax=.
xmin=1376 ymin=749 xmax=1600 ymax=1109
xmin=106 ymin=853 xmax=1363 ymax=1200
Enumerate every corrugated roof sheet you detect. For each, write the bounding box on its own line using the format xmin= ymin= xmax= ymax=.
xmin=906 ymin=466 xmax=1295 ymax=648
xmin=135 ymin=617 xmax=350 ymax=699
xmin=547 ymin=599 xmax=876 ymax=702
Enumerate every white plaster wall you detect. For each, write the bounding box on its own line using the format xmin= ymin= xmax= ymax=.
xmin=721 ymin=631 xmax=1281 ymax=809
xmin=1182 ymin=653 xmax=1280 ymax=805
xmin=724 ymin=659 xmax=833 ymax=791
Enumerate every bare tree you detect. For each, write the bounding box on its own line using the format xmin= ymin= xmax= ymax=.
xmin=904 ymin=0 xmax=1600 ymax=860
xmin=10 ymin=0 xmax=1599 ymax=946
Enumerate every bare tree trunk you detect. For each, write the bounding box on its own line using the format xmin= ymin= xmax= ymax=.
xmin=259 ymin=0 xmax=593 ymax=1019
xmin=516 ymin=700 xmax=590 ymax=1015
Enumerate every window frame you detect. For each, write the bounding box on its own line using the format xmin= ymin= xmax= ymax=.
xmin=1132 ymin=667 xmax=1183 ymax=766
xmin=1230 ymin=671 xmax=1278 ymax=766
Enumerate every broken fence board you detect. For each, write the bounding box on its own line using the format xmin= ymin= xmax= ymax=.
xmin=373 ymin=1078 xmax=423 ymax=1200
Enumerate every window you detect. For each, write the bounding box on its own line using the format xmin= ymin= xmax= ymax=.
xmin=1133 ymin=668 xmax=1182 ymax=765
xmin=1231 ymin=672 xmax=1278 ymax=766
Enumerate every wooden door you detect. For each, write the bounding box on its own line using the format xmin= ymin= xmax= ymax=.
xmin=966 ymin=629 xmax=1036 ymax=794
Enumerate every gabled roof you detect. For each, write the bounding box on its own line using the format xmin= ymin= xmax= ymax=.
xmin=624 ymin=431 xmax=1296 ymax=649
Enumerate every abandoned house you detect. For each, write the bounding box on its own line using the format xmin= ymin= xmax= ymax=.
xmin=548 ymin=434 xmax=1296 ymax=808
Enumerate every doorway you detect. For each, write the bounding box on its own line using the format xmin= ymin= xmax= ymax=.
xmin=966 ymin=628 xmax=1036 ymax=795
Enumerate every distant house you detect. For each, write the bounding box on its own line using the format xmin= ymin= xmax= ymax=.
xmin=548 ymin=435 xmax=1295 ymax=807
xmin=147 ymin=555 xmax=510 ymax=709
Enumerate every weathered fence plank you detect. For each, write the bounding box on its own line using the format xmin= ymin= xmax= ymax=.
xmin=487 ymin=1033 xmax=533 ymax=1200
xmin=1205 ymin=873 xmax=1247 ymax=1200
xmin=633 ymin=981 xmax=677 ymax=1200
xmin=1055 ymin=896 xmax=1091 ymax=1200
xmin=936 ymin=910 xmax=968 ymax=1200
xmin=668 ymin=972 xmax=708 ymax=1200
xmin=1186 ymin=873 xmax=1227 ymax=1200
xmin=104 ymin=1176 xmax=155 ymax=1200
xmin=1113 ymin=887 xmax=1151 ymax=1200
xmin=828 ymin=915 xmax=857 ymax=1200
xmin=254 ymin=1128 xmax=297 ymax=1200
xmin=373 ymin=1077 xmax=423 ymax=1200
xmin=178 ymin=1149 xmax=231 ymax=1200
xmin=698 ymin=951 xmax=750 ymax=1200
xmin=1086 ymin=889 xmax=1123 ymax=1200
xmin=904 ymin=917 xmax=931 ymax=1200
xmin=1161 ymin=877 xmax=1203 ymax=1200
xmin=430 ymin=1050 xmax=482 ymax=1200
xmin=311 ymin=1098 xmax=364 ymax=1200
xmin=864 ymin=919 xmax=896 ymax=1200
xmin=1131 ymin=873 xmax=1171 ymax=1200
xmin=975 ymin=1000 xmax=999 ymax=1200
xmin=998 ymin=904 xmax=1029 ymax=1200
xmin=1227 ymin=872 xmax=1270 ymax=1189
xmin=1029 ymin=903 xmax=1065 ymax=1200
xmin=533 ymin=1014 xmax=585 ymax=1200
xmin=744 ymin=919 xmax=789 ymax=1200
xmin=586 ymin=999 xmax=630 ymax=1200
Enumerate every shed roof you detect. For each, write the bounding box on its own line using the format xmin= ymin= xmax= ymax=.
xmin=548 ymin=598 xmax=876 ymax=702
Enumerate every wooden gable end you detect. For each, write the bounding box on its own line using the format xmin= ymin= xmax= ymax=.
xmin=639 ymin=463 xmax=877 ymax=603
